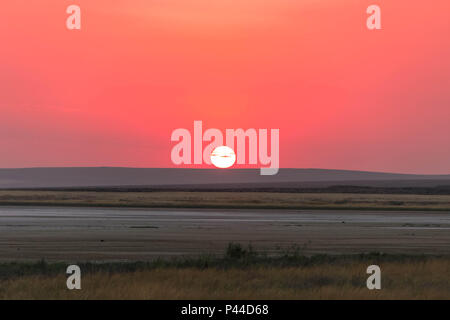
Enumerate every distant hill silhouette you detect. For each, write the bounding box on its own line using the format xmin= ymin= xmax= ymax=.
xmin=0 ymin=167 xmax=449 ymax=189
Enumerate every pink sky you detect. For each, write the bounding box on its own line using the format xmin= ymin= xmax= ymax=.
xmin=1 ymin=0 xmax=449 ymax=173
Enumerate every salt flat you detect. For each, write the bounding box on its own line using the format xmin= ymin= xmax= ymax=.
xmin=0 ymin=206 xmax=449 ymax=261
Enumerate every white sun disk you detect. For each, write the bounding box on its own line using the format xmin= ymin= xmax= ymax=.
xmin=210 ymin=146 xmax=236 ymax=169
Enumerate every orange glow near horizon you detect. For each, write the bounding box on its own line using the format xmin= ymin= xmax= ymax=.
xmin=1 ymin=1 xmax=449 ymax=173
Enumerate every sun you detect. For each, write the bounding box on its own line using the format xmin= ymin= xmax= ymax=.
xmin=210 ymin=146 xmax=236 ymax=169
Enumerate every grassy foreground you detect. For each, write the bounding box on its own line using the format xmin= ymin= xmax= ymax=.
xmin=1 ymin=246 xmax=449 ymax=300
xmin=1 ymin=190 xmax=450 ymax=210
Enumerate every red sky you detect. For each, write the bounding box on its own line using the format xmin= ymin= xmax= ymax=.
xmin=1 ymin=0 xmax=449 ymax=173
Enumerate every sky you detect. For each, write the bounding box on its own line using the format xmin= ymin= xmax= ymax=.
xmin=1 ymin=0 xmax=449 ymax=173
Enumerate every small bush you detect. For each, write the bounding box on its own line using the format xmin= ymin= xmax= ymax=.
xmin=224 ymin=242 xmax=257 ymax=260
xmin=225 ymin=243 xmax=247 ymax=259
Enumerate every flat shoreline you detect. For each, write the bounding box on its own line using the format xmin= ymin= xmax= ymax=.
xmin=2 ymin=202 xmax=450 ymax=211
xmin=1 ymin=206 xmax=449 ymax=262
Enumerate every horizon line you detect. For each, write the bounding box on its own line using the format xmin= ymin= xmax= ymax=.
xmin=0 ymin=166 xmax=449 ymax=176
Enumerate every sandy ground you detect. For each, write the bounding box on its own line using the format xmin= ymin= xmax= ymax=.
xmin=0 ymin=206 xmax=449 ymax=262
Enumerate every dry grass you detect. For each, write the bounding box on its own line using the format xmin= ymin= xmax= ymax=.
xmin=0 ymin=191 xmax=450 ymax=210
xmin=1 ymin=259 xmax=449 ymax=300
